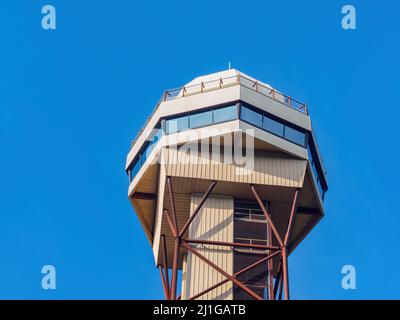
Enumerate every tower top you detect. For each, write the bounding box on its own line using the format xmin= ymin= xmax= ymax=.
xmin=125 ymin=70 xmax=329 ymax=300
xmin=184 ymin=69 xmax=275 ymax=92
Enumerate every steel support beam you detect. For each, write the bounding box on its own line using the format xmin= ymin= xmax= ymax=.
xmin=284 ymin=189 xmax=299 ymax=247
xmin=188 ymin=279 xmax=229 ymax=301
xmin=278 ymin=273 xmax=283 ymax=300
xmin=166 ymin=177 xmax=181 ymax=300
xmin=250 ymin=184 xmax=284 ymax=247
xmin=281 ymin=189 xmax=299 ymax=300
xmin=166 ymin=177 xmax=179 ymax=232
xmin=184 ymin=239 xmax=280 ymax=251
xmin=273 ymin=260 xmax=282 ymax=300
xmin=159 ymin=181 xmax=302 ymax=300
xmin=182 ymin=242 xmax=264 ymax=300
xmin=179 ymin=181 xmax=217 ymax=238
xmin=170 ymin=237 xmax=180 ymax=300
xmin=161 ymin=235 xmax=170 ymax=299
xmin=158 ymin=265 xmax=169 ymax=300
xmin=163 ymin=209 xmax=178 ymax=238
xmin=281 ymin=246 xmax=289 ymax=300
xmin=267 ymin=221 xmax=274 ymax=300
xmin=250 ymin=185 xmax=301 ymax=300
xmin=187 ymin=250 xmax=281 ymax=300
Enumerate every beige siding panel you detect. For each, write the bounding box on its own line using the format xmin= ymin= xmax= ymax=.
xmin=152 ymin=158 xmax=166 ymax=262
xmin=164 ymin=148 xmax=306 ymax=188
xmin=160 ymin=190 xmax=191 ymax=265
xmin=181 ymin=195 xmax=234 ymax=300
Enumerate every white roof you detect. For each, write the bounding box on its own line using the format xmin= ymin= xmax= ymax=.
xmin=184 ymin=69 xmax=275 ymax=90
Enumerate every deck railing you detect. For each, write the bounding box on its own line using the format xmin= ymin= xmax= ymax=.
xmin=160 ymin=74 xmax=308 ymax=114
xmin=131 ymin=74 xmax=308 ymax=147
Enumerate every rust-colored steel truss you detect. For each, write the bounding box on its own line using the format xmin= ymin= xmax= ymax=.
xmin=157 ymin=176 xmax=299 ymax=300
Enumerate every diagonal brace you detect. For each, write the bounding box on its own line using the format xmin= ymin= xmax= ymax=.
xmin=179 ymin=181 xmax=217 ymax=237
xmin=182 ymin=242 xmax=264 ymax=300
xmin=250 ymin=184 xmax=284 ymax=247
xmin=188 ymin=250 xmax=281 ymax=300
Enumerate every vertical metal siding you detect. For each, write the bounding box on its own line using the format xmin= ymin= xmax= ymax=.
xmin=164 ymin=148 xmax=306 ymax=188
xmin=182 ymin=195 xmax=234 ymax=300
xmin=152 ymin=161 xmax=166 ymax=262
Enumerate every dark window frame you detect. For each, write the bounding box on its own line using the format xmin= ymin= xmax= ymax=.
xmin=307 ymin=136 xmax=328 ymax=200
xmin=127 ymin=100 xmax=328 ymax=200
xmin=128 ymin=101 xmax=240 ymax=181
xmin=164 ymin=101 xmax=240 ymax=134
xmin=239 ymin=102 xmax=308 ymax=148
xmin=127 ymin=123 xmax=162 ymax=182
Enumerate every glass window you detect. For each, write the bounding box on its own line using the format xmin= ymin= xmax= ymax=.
xmin=317 ymin=180 xmax=324 ymax=198
xmin=307 ymin=146 xmax=313 ymax=163
xmin=234 ymin=220 xmax=267 ymax=240
xmin=130 ymin=158 xmax=141 ymax=182
xmin=308 ymin=145 xmax=326 ymax=199
xmin=189 ymin=110 xmax=212 ymax=129
xmin=284 ymin=126 xmax=305 ymax=146
xmin=240 ymin=106 xmax=262 ymax=128
xmin=263 ymin=116 xmax=284 ymax=137
xmin=151 ymin=128 xmax=162 ymax=144
xmin=129 ymin=128 xmax=163 ymax=182
xmin=311 ymin=161 xmax=318 ymax=180
xmin=166 ymin=115 xmax=189 ymax=134
xmin=140 ymin=143 xmax=149 ymax=166
xmin=213 ymin=105 xmax=237 ymax=123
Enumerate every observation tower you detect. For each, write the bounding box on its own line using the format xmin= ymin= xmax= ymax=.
xmin=125 ymin=69 xmax=328 ymax=300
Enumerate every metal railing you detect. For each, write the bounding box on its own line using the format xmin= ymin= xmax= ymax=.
xmin=131 ymin=73 xmax=308 ymax=147
xmin=160 ymin=74 xmax=308 ymax=114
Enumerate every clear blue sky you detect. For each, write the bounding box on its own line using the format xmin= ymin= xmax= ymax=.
xmin=1 ymin=0 xmax=399 ymax=299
